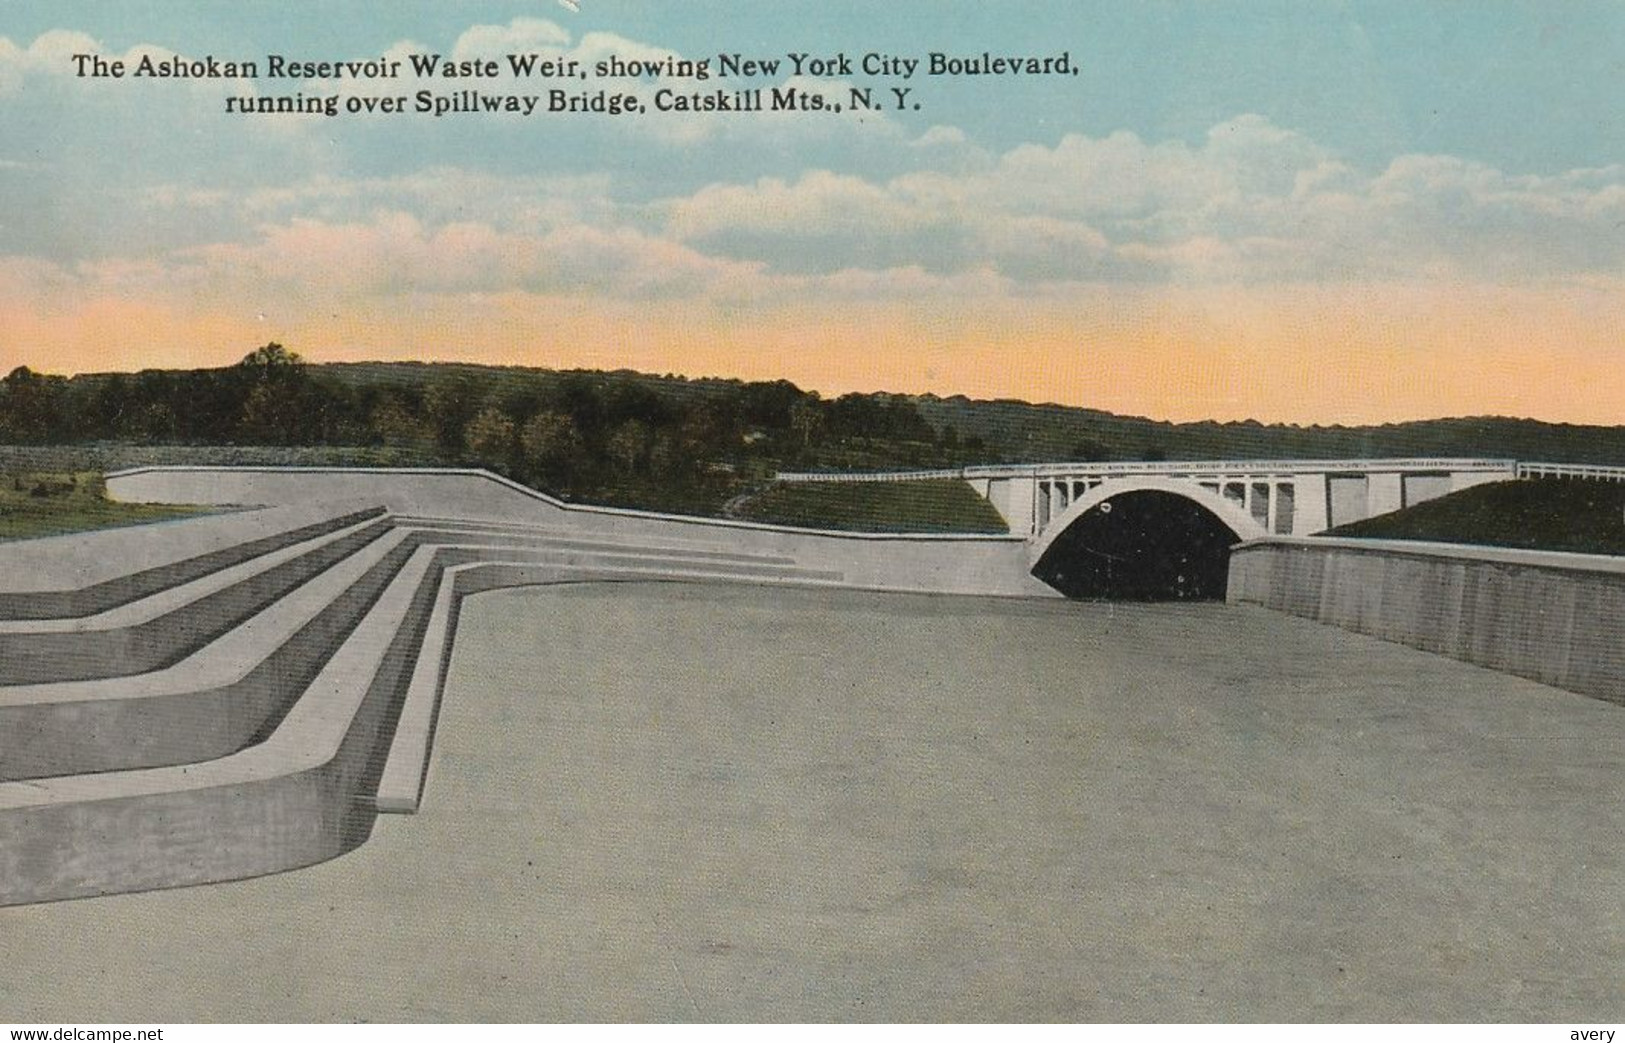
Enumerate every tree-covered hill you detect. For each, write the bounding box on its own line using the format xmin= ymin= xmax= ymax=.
xmin=911 ymin=395 xmax=1625 ymax=465
xmin=2 ymin=346 xmax=1622 ymax=518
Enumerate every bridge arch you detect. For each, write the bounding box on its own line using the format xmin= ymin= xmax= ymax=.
xmin=1027 ymin=477 xmax=1266 ymax=600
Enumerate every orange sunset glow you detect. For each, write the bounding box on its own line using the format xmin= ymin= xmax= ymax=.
xmin=3 ymin=279 xmax=1620 ymax=426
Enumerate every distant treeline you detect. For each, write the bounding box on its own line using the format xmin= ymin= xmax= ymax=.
xmin=0 ymin=346 xmax=969 ymax=512
xmin=3 ymin=345 xmax=1623 ymax=513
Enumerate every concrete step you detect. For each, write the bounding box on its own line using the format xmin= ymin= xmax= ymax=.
xmin=0 ymin=543 xmax=447 ymax=907
xmin=411 ymin=530 xmax=843 ymax=581
xmin=0 ymin=513 xmax=393 ymax=685
xmin=0 ymin=528 xmax=419 ymax=781
xmin=0 ymin=503 xmax=386 ymax=621
xmin=395 ymin=515 xmax=804 ymax=565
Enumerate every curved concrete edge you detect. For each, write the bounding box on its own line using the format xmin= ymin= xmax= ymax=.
xmin=0 ymin=503 xmax=386 ymax=619
xmin=373 ymin=564 xmax=462 ymax=815
xmin=1228 ymin=537 xmax=1625 ymax=706
xmin=397 ymin=515 xmax=807 ymax=565
xmin=372 ymin=558 xmax=881 ymax=815
xmin=0 ymin=530 xmax=419 ymax=781
xmin=412 ymin=527 xmax=825 ymax=573
xmin=393 ymin=514 xmax=801 ymax=559
xmin=0 ymin=528 xmax=415 ymax=711
xmin=0 ymin=514 xmax=391 ymax=636
xmin=0 ymin=465 xmax=1060 ymax=905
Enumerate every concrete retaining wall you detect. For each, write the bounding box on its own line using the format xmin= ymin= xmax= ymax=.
xmin=107 ymin=467 xmax=1054 ymax=599
xmin=1228 ymin=536 xmax=1625 ymax=705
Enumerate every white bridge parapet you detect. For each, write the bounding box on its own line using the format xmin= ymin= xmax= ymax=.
xmin=777 ymin=458 xmax=1522 ymax=538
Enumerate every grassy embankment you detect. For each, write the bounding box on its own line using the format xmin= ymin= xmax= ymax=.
xmin=0 ymin=473 xmax=208 ymax=542
xmin=732 ymin=479 xmax=1009 ymax=534
xmin=1326 ymin=478 xmax=1625 ymax=555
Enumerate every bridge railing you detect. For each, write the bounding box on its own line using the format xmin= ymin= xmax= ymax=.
xmin=777 ymin=459 xmax=1521 ymax=483
xmin=779 ymin=459 xmax=1625 ymax=486
xmin=773 ymin=468 xmax=965 ymax=483
xmin=1516 ymin=462 xmax=1625 ymax=481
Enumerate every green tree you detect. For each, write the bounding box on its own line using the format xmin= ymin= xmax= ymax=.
xmin=0 ymin=367 xmax=50 ymax=442
xmin=606 ymin=418 xmax=652 ymax=474
xmin=234 ymin=342 xmax=312 ymax=443
xmin=677 ymin=401 xmax=739 ymax=457
xmin=1069 ymin=438 xmax=1109 ymax=462
xmin=91 ymin=373 xmax=131 ymax=439
xmin=463 ymin=406 xmax=516 ymax=465
xmin=423 ymin=377 xmax=478 ymax=454
xmin=238 ymin=342 xmax=304 ymax=370
xmin=240 ymin=382 xmax=307 ymax=444
xmin=789 ymin=396 xmax=824 ymax=448
xmin=520 ymin=410 xmax=584 ymax=484
xmin=370 ymin=395 xmax=431 ymax=448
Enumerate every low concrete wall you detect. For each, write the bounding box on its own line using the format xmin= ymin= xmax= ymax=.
xmin=1228 ymin=536 xmax=1625 ymax=705
xmin=107 ymin=467 xmax=1054 ymax=599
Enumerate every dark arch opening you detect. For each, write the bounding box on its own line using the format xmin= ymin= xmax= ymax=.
xmin=1031 ymin=490 xmax=1241 ymax=601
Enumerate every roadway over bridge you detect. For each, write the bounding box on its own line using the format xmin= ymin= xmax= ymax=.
xmin=779 ymin=458 xmax=1524 ymax=599
xmin=779 ymin=457 xmax=1521 ymax=538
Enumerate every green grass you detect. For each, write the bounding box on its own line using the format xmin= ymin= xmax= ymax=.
xmin=0 ymin=473 xmax=210 ymax=543
xmin=733 ymin=479 xmax=1010 ymax=534
xmin=0 ymin=444 xmax=441 ymax=475
xmin=1325 ymin=478 xmax=1625 ymax=555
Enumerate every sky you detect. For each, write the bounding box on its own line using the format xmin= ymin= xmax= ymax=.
xmin=0 ymin=1 xmax=1621 ymax=424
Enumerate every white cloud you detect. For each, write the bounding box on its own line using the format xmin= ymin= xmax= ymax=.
xmin=451 ymin=18 xmax=571 ymax=59
xmin=232 ymin=169 xmax=621 ymax=233
xmin=660 ymin=114 xmax=1625 ymax=285
xmin=0 ymin=30 xmax=95 ymax=93
xmin=140 ymin=209 xmax=762 ymax=303
xmin=100 ymin=106 xmax=1621 ymax=300
xmin=671 ymin=171 xmax=925 ymax=240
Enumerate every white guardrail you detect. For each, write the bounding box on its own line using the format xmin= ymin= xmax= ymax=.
xmin=777 ymin=459 xmax=1524 ymax=483
xmin=778 ymin=460 xmax=1625 ymax=484
xmin=1516 ymin=462 xmax=1625 ymax=481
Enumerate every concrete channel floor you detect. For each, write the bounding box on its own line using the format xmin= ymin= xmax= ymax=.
xmin=3 ymin=582 xmax=1623 ymax=1022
